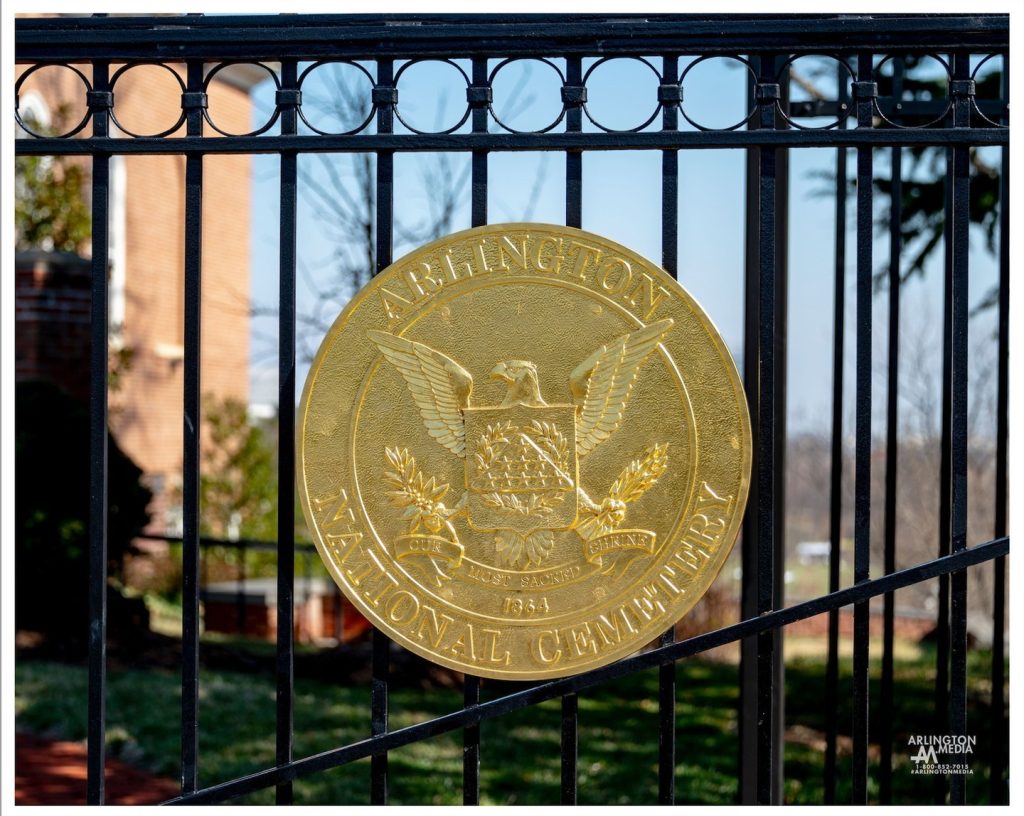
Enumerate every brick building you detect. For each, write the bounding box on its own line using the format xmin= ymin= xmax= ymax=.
xmin=15 ymin=60 xmax=260 ymax=530
xmin=15 ymin=251 xmax=93 ymax=402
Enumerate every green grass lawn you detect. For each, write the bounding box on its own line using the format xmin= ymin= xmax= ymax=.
xmin=15 ymin=646 xmax=1005 ymax=805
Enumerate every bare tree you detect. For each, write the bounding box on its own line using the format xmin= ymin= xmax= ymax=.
xmin=251 ymin=63 xmax=547 ymax=367
xmin=783 ymin=302 xmax=1001 ymax=631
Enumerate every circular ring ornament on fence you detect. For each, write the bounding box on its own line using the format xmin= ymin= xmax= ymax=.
xmin=393 ymin=58 xmax=472 ymax=135
xmin=297 ymin=60 xmax=377 ymax=136
xmin=203 ymin=61 xmax=281 ymax=137
xmin=970 ymin=53 xmax=1007 ymax=128
xmin=488 ymin=57 xmax=567 ymax=134
xmin=679 ymin=55 xmax=758 ymax=131
xmin=775 ymin=54 xmax=856 ymax=131
xmin=873 ymin=54 xmax=952 ymax=130
xmin=298 ymin=224 xmax=751 ymax=680
xmin=582 ymin=56 xmax=662 ymax=132
xmin=15 ymin=63 xmax=93 ymax=138
xmin=109 ymin=62 xmax=187 ymax=138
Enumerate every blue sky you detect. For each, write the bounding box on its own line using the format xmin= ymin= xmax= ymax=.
xmin=244 ymin=56 xmax=1001 ymax=436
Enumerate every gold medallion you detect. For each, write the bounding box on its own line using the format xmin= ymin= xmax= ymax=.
xmin=298 ymin=223 xmax=751 ymax=680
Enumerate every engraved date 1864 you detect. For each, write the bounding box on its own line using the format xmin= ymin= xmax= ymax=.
xmin=503 ymin=596 xmax=550 ymax=617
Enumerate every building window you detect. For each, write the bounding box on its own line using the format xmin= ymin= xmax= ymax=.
xmin=15 ymin=90 xmax=50 ymax=135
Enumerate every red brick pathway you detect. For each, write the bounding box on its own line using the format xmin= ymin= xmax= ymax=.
xmin=15 ymin=732 xmax=180 ymax=806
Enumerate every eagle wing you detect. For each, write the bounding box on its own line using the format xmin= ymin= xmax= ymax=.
xmin=570 ymin=318 xmax=674 ymax=458
xmin=367 ymin=330 xmax=473 ymax=457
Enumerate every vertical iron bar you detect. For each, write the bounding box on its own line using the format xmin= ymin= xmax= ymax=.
xmin=462 ymin=54 xmax=488 ymax=808
xmin=565 ymin=55 xmax=583 ymax=229
xmin=371 ymin=627 xmax=389 ymax=804
xmin=933 ymin=67 xmax=956 ymax=807
xmin=738 ymin=65 xmax=760 ymax=807
xmin=878 ymin=148 xmax=900 ymax=801
xmin=463 ymin=674 xmax=481 ymax=808
xmin=851 ymin=50 xmax=873 ymax=805
xmin=470 ymin=55 xmax=489 ymax=228
xmin=989 ymin=57 xmax=1009 ymax=806
xmin=661 ymin=54 xmax=679 ymax=281
xmin=560 ymin=693 xmax=579 ymax=805
xmin=86 ymin=57 xmax=111 ymax=808
xmin=371 ymin=57 xmax=395 ymax=806
xmin=658 ymin=53 xmax=679 ymax=807
xmin=823 ymin=63 xmax=848 ymax=806
xmin=771 ymin=64 xmax=790 ymax=806
xmin=276 ymin=57 xmax=298 ymax=807
xmin=879 ymin=59 xmax=904 ymax=804
xmin=180 ymin=58 xmax=204 ymax=797
xmin=560 ymin=53 xmax=583 ymax=808
xmin=754 ymin=53 xmax=780 ymax=806
xmin=947 ymin=51 xmax=971 ymax=807
xmin=657 ymin=627 xmax=676 ymax=804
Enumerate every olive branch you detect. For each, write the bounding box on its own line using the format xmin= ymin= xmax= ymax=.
xmin=383 ymin=446 xmax=449 ymax=522
xmin=576 ymin=443 xmax=669 ymax=540
xmin=608 ymin=442 xmax=669 ymax=503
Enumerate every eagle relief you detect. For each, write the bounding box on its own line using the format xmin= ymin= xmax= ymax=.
xmin=368 ymin=319 xmax=673 ymax=583
xmin=298 ymin=223 xmax=751 ymax=680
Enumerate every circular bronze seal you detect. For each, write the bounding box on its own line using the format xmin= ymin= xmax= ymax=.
xmin=298 ymin=223 xmax=751 ymax=679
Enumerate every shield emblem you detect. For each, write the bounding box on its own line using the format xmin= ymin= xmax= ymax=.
xmin=464 ymin=404 xmax=578 ymax=536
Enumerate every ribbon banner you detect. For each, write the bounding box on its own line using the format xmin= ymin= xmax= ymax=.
xmin=395 ymin=534 xmax=464 ymax=573
xmin=583 ymin=529 xmax=657 ymax=576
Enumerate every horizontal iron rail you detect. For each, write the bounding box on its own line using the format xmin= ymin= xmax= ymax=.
xmin=15 ymin=14 xmax=1007 ymax=61
xmin=13 ymin=127 xmax=1008 ymax=158
xmin=162 ymin=535 xmax=1008 ymax=805
xmin=789 ymin=99 xmax=1008 ymax=119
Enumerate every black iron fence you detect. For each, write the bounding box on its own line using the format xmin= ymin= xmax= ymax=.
xmin=14 ymin=13 xmax=1009 ymax=805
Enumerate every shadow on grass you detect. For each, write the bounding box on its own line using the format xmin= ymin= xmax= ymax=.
xmin=14 ymin=642 xmax=1006 ymax=805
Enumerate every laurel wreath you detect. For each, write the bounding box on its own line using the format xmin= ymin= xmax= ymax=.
xmin=474 ymin=421 xmax=513 ymax=476
xmin=526 ymin=419 xmax=569 ymax=464
xmin=475 ymin=420 xmax=569 ymax=517
xmin=382 ymin=446 xmax=449 ymax=521
xmin=482 ymin=490 xmax=565 ymax=516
